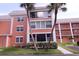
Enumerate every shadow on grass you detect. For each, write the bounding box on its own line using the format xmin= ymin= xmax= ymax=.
xmin=0 ymin=47 xmax=62 ymax=55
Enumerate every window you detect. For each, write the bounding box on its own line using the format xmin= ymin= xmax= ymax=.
xmin=30 ymin=11 xmax=50 ymax=18
xmin=16 ymin=27 xmax=24 ymax=32
xmin=30 ymin=34 xmax=35 ymax=42
xmin=37 ymin=34 xmax=46 ymax=41
xmin=30 ymin=21 xmax=52 ymax=29
xmin=16 ymin=36 xmax=23 ymax=43
xmin=37 ymin=12 xmax=44 ymax=18
xmin=46 ymin=21 xmax=52 ymax=28
xmin=43 ymin=12 xmax=49 ymax=17
xmin=30 ymin=22 xmax=35 ymax=28
xmin=17 ymin=16 xmax=24 ymax=22
xmin=47 ymin=34 xmax=51 ymax=41
xmin=30 ymin=12 xmax=37 ymax=18
xmin=41 ymin=21 xmax=46 ymax=28
xmin=37 ymin=12 xmax=49 ymax=18
xmin=36 ymin=21 xmax=40 ymax=28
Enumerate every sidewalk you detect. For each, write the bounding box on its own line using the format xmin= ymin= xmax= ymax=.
xmin=58 ymin=46 xmax=73 ymax=54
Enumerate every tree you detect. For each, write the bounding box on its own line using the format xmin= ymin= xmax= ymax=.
xmin=20 ymin=3 xmax=38 ymax=51
xmin=47 ymin=3 xmax=67 ymax=42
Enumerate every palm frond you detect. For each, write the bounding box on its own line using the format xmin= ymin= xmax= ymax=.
xmin=20 ymin=3 xmax=35 ymax=10
xmin=20 ymin=3 xmax=26 ymax=7
xmin=61 ymin=7 xmax=67 ymax=12
xmin=47 ymin=3 xmax=67 ymax=12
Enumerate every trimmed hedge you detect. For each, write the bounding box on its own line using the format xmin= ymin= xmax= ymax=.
xmin=77 ymin=41 xmax=79 ymax=46
xmin=26 ymin=42 xmax=58 ymax=49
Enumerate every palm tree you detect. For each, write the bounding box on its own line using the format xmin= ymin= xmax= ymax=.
xmin=20 ymin=3 xmax=38 ymax=51
xmin=47 ymin=3 xmax=67 ymax=42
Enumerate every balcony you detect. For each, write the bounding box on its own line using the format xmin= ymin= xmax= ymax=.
xmin=73 ymin=29 xmax=79 ymax=34
xmin=73 ymin=34 xmax=79 ymax=36
xmin=72 ymin=27 xmax=79 ymax=29
xmin=60 ymin=25 xmax=70 ymax=30
xmin=61 ymin=34 xmax=71 ymax=36
xmin=30 ymin=11 xmax=51 ymax=21
xmin=61 ymin=28 xmax=70 ymax=30
xmin=73 ymin=32 xmax=79 ymax=35
xmin=31 ymin=29 xmax=51 ymax=34
xmin=55 ymin=24 xmax=59 ymax=30
xmin=61 ymin=30 xmax=71 ymax=35
xmin=56 ymin=30 xmax=59 ymax=35
xmin=72 ymin=23 xmax=79 ymax=29
xmin=30 ymin=17 xmax=51 ymax=21
xmin=60 ymin=23 xmax=70 ymax=30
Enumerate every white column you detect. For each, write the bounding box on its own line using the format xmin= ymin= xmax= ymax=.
xmin=53 ymin=28 xmax=56 ymax=42
xmin=70 ymin=22 xmax=74 ymax=37
xmin=6 ymin=36 xmax=9 ymax=47
xmin=45 ymin=34 xmax=48 ymax=42
xmin=27 ymin=18 xmax=30 ymax=43
xmin=58 ymin=23 xmax=62 ymax=43
xmin=70 ymin=22 xmax=74 ymax=43
xmin=35 ymin=34 xmax=37 ymax=42
xmin=10 ymin=17 xmax=14 ymax=34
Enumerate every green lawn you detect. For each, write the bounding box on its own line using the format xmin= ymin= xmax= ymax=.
xmin=60 ymin=42 xmax=77 ymax=47
xmin=0 ymin=47 xmax=62 ymax=55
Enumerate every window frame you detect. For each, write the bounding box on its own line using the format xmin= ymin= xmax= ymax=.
xmin=16 ymin=25 xmax=24 ymax=32
xmin=30 ymin=22 xmax=36 ymax=28
xmin=36 ymin=21 xmax=41 ymax=29
xmin=30 ymin=20 xmax=52 ymax=29
xmin=16 ymin=36 xmax=23 ymax=43
xmin=46 ymin=21 xmax=52 ymax=28
xmin=17 ymin=16 xmax=24 ymax=22
xmin=40 ymin=21 xmax=46 ymax=29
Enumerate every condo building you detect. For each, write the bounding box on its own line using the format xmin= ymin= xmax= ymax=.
xmin=0 ymin=7 xmax=79 ymax=48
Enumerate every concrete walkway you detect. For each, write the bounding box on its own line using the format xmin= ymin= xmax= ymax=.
xmin=58 ymin=46 xmax=73 ymax=54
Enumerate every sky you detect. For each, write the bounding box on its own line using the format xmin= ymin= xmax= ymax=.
xmin=0 ymin=2 xmax=79 ymax=19
xmin=0 ymin=3 xmax=22 ymax=15
xmin=0 ymin=3 xmax=49 ymax=15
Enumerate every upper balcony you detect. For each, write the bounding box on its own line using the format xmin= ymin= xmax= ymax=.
xmin=29 ymin=11 xmax=51 ymax=21
xmin=30 ymin=17 xmax=51 ymax=21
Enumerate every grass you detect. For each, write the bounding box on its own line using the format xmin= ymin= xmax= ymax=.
xmin=60 ymin=42 xmax=77 ymax=47
xmin=0 ymin=47 xmax=62 ymax=55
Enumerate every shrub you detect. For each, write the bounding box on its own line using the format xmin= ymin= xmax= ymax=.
xmin=77 ymin=41 xmax=79 ymax=46
xmin=52 ymin=42 xmax=58 ymax=49
xmin=26 ymin=43 xmax=30 ymax=48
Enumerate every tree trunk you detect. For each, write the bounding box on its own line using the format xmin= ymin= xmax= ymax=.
xmin=50 ymin=5 xmax=58 ymax=42
xmin=25 ymin=7 xmax=38 ymax=51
